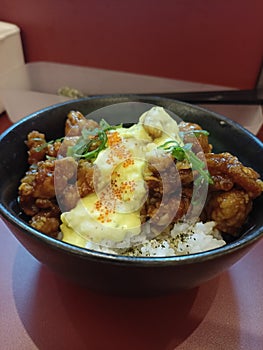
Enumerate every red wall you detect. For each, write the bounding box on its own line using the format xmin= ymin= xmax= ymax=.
xmin=1 ymin=0 xmax=263 ymax=88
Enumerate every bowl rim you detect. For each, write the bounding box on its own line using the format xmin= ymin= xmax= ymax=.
xmin=1 ymin=94 xmax=263 ymax=266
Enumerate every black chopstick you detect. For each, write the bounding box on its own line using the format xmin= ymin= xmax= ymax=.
xmin=138 ymin=89 xmax=263 ymax=105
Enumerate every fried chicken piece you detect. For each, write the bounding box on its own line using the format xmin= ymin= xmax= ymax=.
xmin=19 ymin=182 xmax=61 ymax=236
xmin=19 ymin=114 xmax=100 ymax=236
xmin=19 ymin=160 xmax=56 ymax=217
xmin=54 ymin=157 xmax=78 ymax=193
xmin=178 ymin=168 xmax=194 ymax=186
xmin=26 ymin=131 xmax=48 ymax=164
xmin=34 ymin=198 xmax=60 ymax=212
xmin=143 ymin=149 xmax=195 ymax=226
xmin=145 ymin=150 xmax=180 ymax=194
xmin=52 ymin=156 xmax=79 ymax=211
xmin=19 ymin=157 xmax=78 ymax=234
xmin=209 ymin=174 xmax=234 ymax=192
xmin=65 ymin=111 xmax=99 ymax=136
xmin=32 ymin=160 xmax=56 ymax=198
xmin=19 ymin=160 xmax=55 ymax=199
xmin=205 ymin=189 xmax=253 ymax=235
xmin=55 ymin=159 xmax=95 ymax=211
xmin=46 ymin=141 xmax=62 ymax=158
xmin=77 ymin=159 xmax=95 ymax=197
xmin=143 ymin=183 xmax=193 ymax=228
xmin=59 ymin=184 xmax=80 ymax=211
xmin=206 ymin=152 xmax=263 ymax=198
xmin=56 ymin=136 xmax=79 ymax=157
xmin=172 ymin=187 xmax=193 ymax=222
xmin=179 ymin=121 xmax=212 ymax=153
xmin=26 ymin=130 xmax=63 ymax=163
xmin=30 ymin=211 xmax=61 ymax=237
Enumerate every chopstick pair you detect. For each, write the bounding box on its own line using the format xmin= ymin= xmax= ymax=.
xmin=139 ymin=89 xmax=263 ymax=105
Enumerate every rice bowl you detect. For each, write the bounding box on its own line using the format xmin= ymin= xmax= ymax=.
xmin=17 ymin=104 xmax=262 ymax=257
xmin=1 ymin=95 xmax=263 ymax=295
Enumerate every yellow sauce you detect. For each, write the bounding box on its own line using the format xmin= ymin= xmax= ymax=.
xmin=61 ymin=107 xmax=182 ymax=246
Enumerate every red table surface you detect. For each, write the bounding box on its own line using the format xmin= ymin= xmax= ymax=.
xmin=1 ymin=112 xmax=263 ymax=349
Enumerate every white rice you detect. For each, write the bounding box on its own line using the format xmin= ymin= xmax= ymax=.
xmin=85 ymin=220 xmax=226 ymax=257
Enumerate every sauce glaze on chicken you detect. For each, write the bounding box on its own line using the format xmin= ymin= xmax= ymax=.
xmin=18 ymin=110 xmax=263 ymax=240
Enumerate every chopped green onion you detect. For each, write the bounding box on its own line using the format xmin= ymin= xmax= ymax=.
xmin=72 ymin=130 xmax=107 ymax=160
xmin=67 ymin=119 xmax=121 ymax=161
xmin=158 ymin=140 xmax=213 ymax=185
xmin=32 ymin=137 xmax=64 ymax=153
xmin=99 ymin=118 xmax=111 ymax=130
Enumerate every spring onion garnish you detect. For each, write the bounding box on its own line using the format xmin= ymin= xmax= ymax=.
xmin=158 ymin=140 xmax=213 ymax=185
xmin=67 ymin=119 xmax=122 ymax=161
xmin=32 ymin=137 xmax=65 ymax=153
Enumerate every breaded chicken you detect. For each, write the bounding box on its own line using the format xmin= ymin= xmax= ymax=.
xmin=205 ymin=189 xmax=252 ymax=235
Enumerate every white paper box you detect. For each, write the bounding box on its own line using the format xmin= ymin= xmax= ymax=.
xmin=0 ymin=61 xmax=231 ymax=121
xmin=0 ymin=21 xmax=24 ymax=112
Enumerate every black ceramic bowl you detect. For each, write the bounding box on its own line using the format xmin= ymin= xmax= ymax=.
xmin=1 ymin=95 xmax=263 ymax=296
